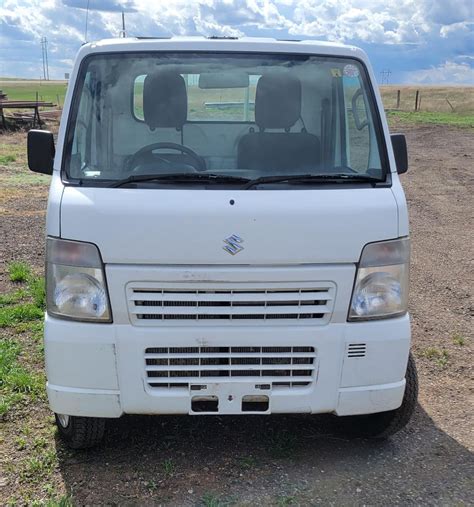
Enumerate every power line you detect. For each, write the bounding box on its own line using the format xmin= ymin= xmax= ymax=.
xmin=41 ymin=36 xmax=49 ymax=81
xmin=380 ymin=69 xmax=391 ymax=85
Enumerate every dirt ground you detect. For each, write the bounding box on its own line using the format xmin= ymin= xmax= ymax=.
xmin=0 ymin=123 xmax=473 ymax=505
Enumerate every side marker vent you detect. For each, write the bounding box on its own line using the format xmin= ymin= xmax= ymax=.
xmin=347 ymin=343 xmax=367 ymax=358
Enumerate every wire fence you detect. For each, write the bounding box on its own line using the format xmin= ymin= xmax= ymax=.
xmin=380 ymin=86 xmax=474 ymax=113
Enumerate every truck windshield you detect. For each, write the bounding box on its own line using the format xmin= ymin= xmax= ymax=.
xmin=64 ymin=52 xmax=387 ymax=187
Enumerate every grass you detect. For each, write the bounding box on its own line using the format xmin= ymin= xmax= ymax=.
xmin=0 ymin=288 xmax=28 ymax=305
xmin=15 ymin=435 xmax=28 ymax=450
xmin=19 ymin=448 xmax=57 ymax=483
xmin=0 ymin=340 xmax=24 ymax=416
xmin=0 ymin=262 xmax=58 ymax=503
xmin=0 ymin=338 xmax=44 ymax=397
xmin=45 ymin=496 xmax=74 ymax=507
xmin=29 ymin=276 xmax=46 ymax=309
xmin=238 ymin=456 xmax=257 ymax=469
xmin=267 ymin=431 xmax=298 ymax=459
xmin=0 ymin=172 xmax=52 ymax=189
xmin=8 ymin=261 xmax=32 ymax=282
xmin=0 ymin=262 xmax=46 ymax=417
xmin=0 ymin=154 xmax=16 ymax=164
xmin=421 ymin=347 xmax=450 ymax=368
xmin=0 ymin=303 xmax=44 ymax=328
xmin=162 ymin=458 xmax=175 ymax=476
xmin=0 ymin=262 xmax=70 ymax=503
xmin=0 ymin=141 xmax=25 ymax=157
xmin=452 ymin=334 xmax=466 ymax=346
xmin=277 ymin=495 xmax=296 ymax=506
xmin=387 ymin=111 xmax=474 ymax=128
xmin=145 ymin=479 xmax=158 ymax=492
xmin=0 ymin=79 xmax=68 ymax=106
xmin=201 ymin=493 xmax=223 ymax=507
xmin=380 ymin=85 xmax=474 ymax=113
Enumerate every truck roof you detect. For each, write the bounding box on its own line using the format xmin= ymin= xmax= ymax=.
xmin=78 ymin=36 xmax=367 ymax=62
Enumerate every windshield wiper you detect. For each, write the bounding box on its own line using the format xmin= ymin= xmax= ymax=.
xmin=110 ymin=173 xmax=251 ymax=188
xmin=242 ymin=173 xmax=383 ymax=190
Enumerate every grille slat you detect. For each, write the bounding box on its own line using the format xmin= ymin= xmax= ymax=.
xmin=129 ymin=286 xmax=334 ymax=325
xmin=145 ymin=352 xmax=314 ymax=359
xmin=131 ymin=304 xmax=330 ymax=315
xmin=133 ymin=291 xmax=330 ymax=302
xmin=146 ymin=363 xmax=314 ymax=371
xmin=144 ymin=346 xmax=316 ymax=390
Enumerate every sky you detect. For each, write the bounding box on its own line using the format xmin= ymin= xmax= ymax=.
xmin=0 ymin=0 xmax=473 ymax=84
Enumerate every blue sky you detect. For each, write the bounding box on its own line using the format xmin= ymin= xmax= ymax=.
xmin=1 ymin=0 xmax=473 ymax=84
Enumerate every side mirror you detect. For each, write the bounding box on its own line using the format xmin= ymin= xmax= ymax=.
xmin=391 ymin=133 xmax=408 ymax=174
xmin=27 ymin=130 xmax=55 ymax=175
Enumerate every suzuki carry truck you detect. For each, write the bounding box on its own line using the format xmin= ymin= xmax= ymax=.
xmin=27 ymin=37 xmax=417 ymax=449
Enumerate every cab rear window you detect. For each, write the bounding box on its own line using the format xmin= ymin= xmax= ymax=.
xmin=133 ymin=73 xmax=258 ymax=122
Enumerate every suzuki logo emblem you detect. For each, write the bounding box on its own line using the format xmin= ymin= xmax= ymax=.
xmin=223 ymin=234 xmax=244 ymax=255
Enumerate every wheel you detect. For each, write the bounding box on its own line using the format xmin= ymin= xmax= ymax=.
xmin=55 ymin=413 xmax=106 ymax=449
xmin=338 ymin=352 xmax=418 ymax=439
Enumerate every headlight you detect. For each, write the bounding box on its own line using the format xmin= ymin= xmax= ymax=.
xmin=46 ymin=238 xmax=111 ymax=322
xmin=349 ymin=238 xmax=409 ymax=321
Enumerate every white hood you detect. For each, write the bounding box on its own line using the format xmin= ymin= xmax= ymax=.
xmin=60 ymin=187 xmax=399 ymax=265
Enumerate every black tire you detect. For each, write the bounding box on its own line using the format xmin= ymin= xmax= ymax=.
xmin=55 ymin=413 xmax=106 ymax=449
xmin=338 ymin=352 xmax=418 ymax=439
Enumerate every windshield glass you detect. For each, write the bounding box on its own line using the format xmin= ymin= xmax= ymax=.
xmin=64 ymin=52 xmax=387 ymax=187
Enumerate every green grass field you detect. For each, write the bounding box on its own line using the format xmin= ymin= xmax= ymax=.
xmin=387 ymin=110 xmax=474 ymax=128
xmin=0 ymin=80 xmax=68 ymax=106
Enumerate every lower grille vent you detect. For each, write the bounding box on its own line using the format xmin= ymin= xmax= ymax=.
xmin=347 ymin=343 xmax=367 ymax=358
xmin=144 ymin=346 xmax=316 ymax=389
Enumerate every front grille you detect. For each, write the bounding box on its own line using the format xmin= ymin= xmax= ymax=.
xmin=128 ymin=285 xmax=335 ymax=325
xmin=144 ymin=346 xmax=316 ymax=389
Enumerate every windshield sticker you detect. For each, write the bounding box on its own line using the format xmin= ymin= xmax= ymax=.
xmin=343 ymin=64 xmax=360 ymax=78
xmin=330 ymin=68 xmax=342 ymax=78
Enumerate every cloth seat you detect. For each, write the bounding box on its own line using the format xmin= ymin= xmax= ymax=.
xmin=237 ymin=73 xmax=320 ymax=172
xmin=143 ymin=70 xmax=187 ymax=130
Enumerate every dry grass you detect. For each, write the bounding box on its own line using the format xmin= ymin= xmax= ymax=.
xmin=380 ymin=85 xmax=474 ymax=113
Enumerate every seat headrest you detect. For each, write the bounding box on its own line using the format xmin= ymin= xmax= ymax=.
xmin=143 ymin=71 xmax=187 ymax=129
xmin=255 ymin=73 xmax=301 ymax=130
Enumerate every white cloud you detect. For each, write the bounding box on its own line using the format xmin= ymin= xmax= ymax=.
xmin=287 ymin=0 xmax=434 ymax=44
xmin=0 ymin=0 xmax=473 ymax=82
xmin=440 ymin=21 xmax=473 ymax=38
xmin=405 ymin=61 xmax=474 ymax=85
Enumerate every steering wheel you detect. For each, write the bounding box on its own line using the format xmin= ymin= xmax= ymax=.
xmin=127 ymin=142 xmax=206 ymax=172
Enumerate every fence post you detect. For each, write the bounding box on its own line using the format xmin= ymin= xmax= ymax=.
xmin=396 ymin=89 xmax=401 ymax=109
xmin=446 ymin=98 xmax=455 ymax=112
xmin=415 ymin=90 xmax=420 ymax=111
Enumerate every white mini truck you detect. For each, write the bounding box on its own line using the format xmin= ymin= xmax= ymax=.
xmin=28 ymin=37 xmax=417 ymax=449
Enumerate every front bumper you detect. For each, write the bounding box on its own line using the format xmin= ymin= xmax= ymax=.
xmin=45 ymin=313 xmax=411 ymax=418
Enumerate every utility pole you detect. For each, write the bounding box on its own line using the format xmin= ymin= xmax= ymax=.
xmin=380 ymin=69 xmax=391 ymax=85
xmin=41 ymin=36 xmax=50 ymax=81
